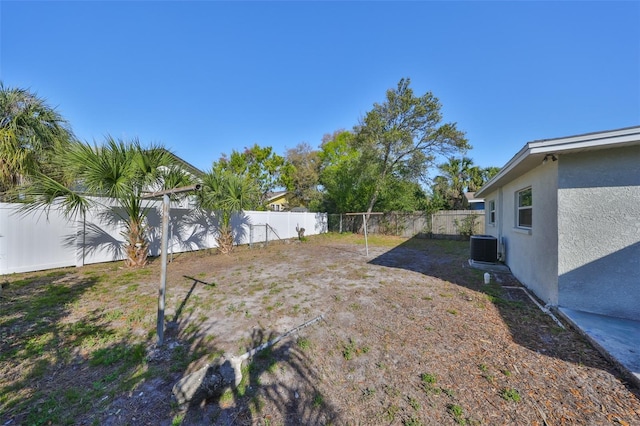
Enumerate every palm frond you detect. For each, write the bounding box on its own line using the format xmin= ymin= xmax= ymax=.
xmin=17 ymin=172 xmax=92 ymax=219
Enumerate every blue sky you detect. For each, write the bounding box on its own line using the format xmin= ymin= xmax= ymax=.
xmin=1 ymin=1 xmax=639 ymax=175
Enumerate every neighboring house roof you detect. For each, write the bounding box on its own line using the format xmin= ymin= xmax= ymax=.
xmin=464 ymin=192 xmax=483 ymax=204
xmin=163 ymin=150 xmax=205 ymax=178
xmin=265 ymin=191 xmax=288 ymax=203
xmin=476 ymin=125 xmax=640 ymax=197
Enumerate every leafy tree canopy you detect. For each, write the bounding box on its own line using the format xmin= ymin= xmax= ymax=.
xmin=353 ymin=78 xmax=470 ymax=214
xmin=317 ymin=79 xmax=470 ymax=214
xmin=317 ymin=130 xmax=427 ymax=213
xmin=212 ymin=144 xmax=293 ymax=209
xmin=0 ymin=83 xmax=76 ymax=197
xmin=318 ymin=130 xmax=371 ymax=213
xmin=284 ymin=142 xmax=322 ymax=211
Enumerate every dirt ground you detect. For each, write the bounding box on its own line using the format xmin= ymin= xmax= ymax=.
xmin=2 ymin=234 xmax=640 ymax=425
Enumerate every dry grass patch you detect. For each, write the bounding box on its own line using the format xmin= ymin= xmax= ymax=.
xmin=1 ymin=234 xmax=638 ymax=425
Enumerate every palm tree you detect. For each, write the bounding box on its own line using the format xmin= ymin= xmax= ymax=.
xmin=21 ymin=136 xmax=194 ymax=267
xmin=434 ymin=158 xmax=502 ymax=209
xmin=0 ymin=83 xmax=75 ymax=198
xmin=466 ymin=165 xmax=484 ymax=192
xmin=436 ymin=157 xmax=474 ymax=209
xmin=198 ymin=170 xmax=258 ymax=254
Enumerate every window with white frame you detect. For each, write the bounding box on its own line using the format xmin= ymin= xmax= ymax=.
xmin=489 ymin=200 xmax=496 ymax=225
xmin=517 ymin=187 xmax=532 ymax=228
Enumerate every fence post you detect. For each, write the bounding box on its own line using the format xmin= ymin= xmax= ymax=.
xmin=431 ymin=213 xmax=435 ymax=236
xmin=75 ymin=210 xmax=86 ymax=267
xmin=395 ymin=213 xmax=398 ymax=236
xmin=414 ymin=214 xmax=418 ymax=237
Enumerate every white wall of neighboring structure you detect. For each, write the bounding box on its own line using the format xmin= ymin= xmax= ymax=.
xmin=0 ymin=200 xmax=328 ymax=275
xmin=482 ymin=162 xmax=559 ymax=306
xmin=557 ymin=146 xmax=640 ymax=320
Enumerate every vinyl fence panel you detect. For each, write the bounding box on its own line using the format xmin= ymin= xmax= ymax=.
xmin=0 ymin=201 xmax=327 ymax=275
xmin=0 ymin=203 xmax=78 ymax=274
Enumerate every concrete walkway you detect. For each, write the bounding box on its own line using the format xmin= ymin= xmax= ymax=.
xmin=558 ymin=307 xmax=640 ymax=388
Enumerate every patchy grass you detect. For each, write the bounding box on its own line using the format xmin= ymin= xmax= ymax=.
xmin=448 ymin=404 xmax=467 ymax=425
xmin=1 ymin=234 xmax=638 ymax=425
xmin=500 ymin=387 xmax=522 ymax=403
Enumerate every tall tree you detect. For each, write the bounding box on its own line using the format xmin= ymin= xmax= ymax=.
xmin=318 ymin=129 xmax=429 ymax=213
xmin=213 ymin=144 xmax=293 ymax=208
xmin=465 ymin=164 xmax=500 ymax=192
xmin=21 ymin=137 xmax=193 ymax=267
xmin=466 ymin=165 xmax=483 ymax=193
xmin=354 ymin=78 xmax=469 ymax=216
xmin=0 ymin=83 xmax=75 ymax=197
xmin=427 ymin=175 xmax=452 ymax=212
xmin=481 ymin=166 xmax=500 ymax=184
xmin=318 ymin=130 xmax=374 ymax=213
xmin=436 ymin=157 xmax=474 ymax=209
xmin=284 ymin=142 xmax=321 ymax=210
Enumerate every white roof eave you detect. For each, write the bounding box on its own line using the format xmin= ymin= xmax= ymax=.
xmin=475 ymin=126 xmax=640 ymax=198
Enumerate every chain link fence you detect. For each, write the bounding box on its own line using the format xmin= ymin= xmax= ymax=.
xmin=327 ymin=210 xmax=485 ymax=239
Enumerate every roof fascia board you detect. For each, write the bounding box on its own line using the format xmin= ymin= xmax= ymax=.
xmin=475 ymin=144 xmax=530 ymax=197
xmin=266 ymin=191 xmax=288 ymax=202
xmin=476 ymin=126 xmax=640 ymax=197
xmin=162 ymin=149 xmax=205 ymax=178
xmin=529 ymin=131 xmax=640 ymax=154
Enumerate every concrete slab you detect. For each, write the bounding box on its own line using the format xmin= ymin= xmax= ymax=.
xmin=468 ymin=259 xmax=511 ymax=273
xmin=558 ymin=307 xmax=640 ymax=387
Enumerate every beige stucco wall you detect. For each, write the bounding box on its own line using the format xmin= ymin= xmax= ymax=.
xmin=557 ymin=146 xmax=640 ymax=320
xmin=482 ymin=161 xmax=559 ymax=306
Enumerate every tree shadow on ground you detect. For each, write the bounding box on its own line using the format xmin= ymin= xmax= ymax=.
xmin=95 ymin=307 xmax=217 ymax=425
xmin=0 ymin=271 xmax=101 ymax=424
xmin=180 ymin=325 xmax=341 ymax=425
xmin=0 ymin=266 xmax=226 ymax=425
xmin=368 ymin=236 xmax=640 ymax=394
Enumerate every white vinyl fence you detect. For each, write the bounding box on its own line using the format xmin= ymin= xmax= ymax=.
xmin=0 ymin=200 xmax=327 ymax=275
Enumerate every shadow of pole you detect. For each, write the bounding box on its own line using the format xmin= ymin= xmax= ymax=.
xmin=172 ymin=276 xmax=217 ymax=324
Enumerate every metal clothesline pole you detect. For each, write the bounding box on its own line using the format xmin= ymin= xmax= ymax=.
xmin=142 ymin=184 xmax=201 ymax=346
xmin=363 ymin=213 xmax=369 ymax=256
xmin=345 ymin=212 xmax=383 ymax=257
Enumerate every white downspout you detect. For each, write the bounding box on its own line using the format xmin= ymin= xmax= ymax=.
xmin=497 ymin=187 xmax=505 ymax=261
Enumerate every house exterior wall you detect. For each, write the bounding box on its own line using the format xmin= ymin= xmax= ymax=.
xmin=482 ymin=162 xmax=559 ymax=305
xmin=268 ymin=195 xmax=288 ymax=211
xmin=557 ymin=146 xmax=640 ymax=320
